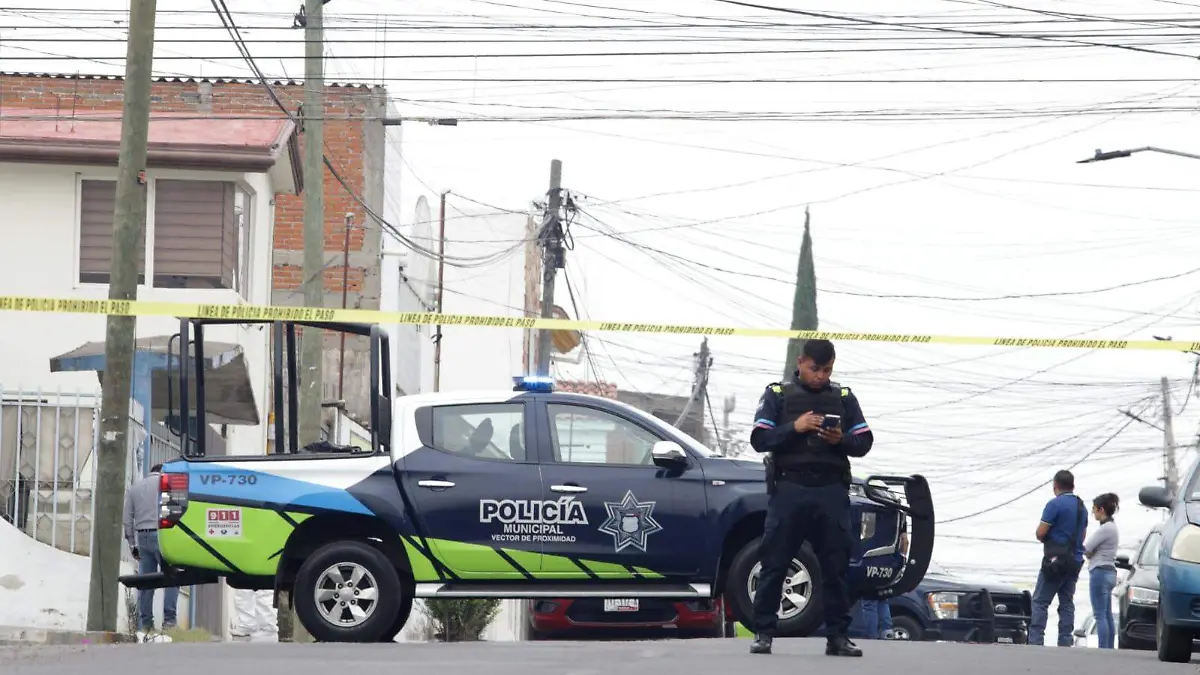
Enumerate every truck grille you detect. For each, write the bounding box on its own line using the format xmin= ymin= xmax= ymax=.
xmin=564 ymin=598 xmax=679 ymax=624
xmin=961 ymin=592 xmax=1031 ymax=626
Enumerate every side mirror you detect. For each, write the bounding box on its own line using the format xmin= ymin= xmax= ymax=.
xmin=651 ymin=441 xmax=688 ymax=468
xmin=1115 ymin=554 xmax=1133 ymax=571
xmin=1072 ymin=627 xmax=1086 ymax=639
xmin=1139 ymin=485 xmax=1173 ymax=509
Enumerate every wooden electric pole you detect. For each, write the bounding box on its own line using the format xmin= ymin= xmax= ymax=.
xmin=433 ymin=190 xmax=448 ymax=392
xmin=87 ymin=0 xmax=156 ymax=633
xmin=535 ymin=160 xmax=563 ymax=377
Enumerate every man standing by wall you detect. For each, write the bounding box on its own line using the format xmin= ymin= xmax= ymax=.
xmin=123 ymin=463 xmax=177 ymax=640
xmin=1029 ymin=470 xmax=1087 ymax=647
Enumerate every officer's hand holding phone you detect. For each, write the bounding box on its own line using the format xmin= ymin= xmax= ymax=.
xmin=817 ymin=424 xmax=843 ymax=445
xmin=792 ymin=411 xmax=824 ymax=433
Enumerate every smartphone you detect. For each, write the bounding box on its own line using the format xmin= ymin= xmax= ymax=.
xmin=821 ymin=414 xmax=841 ymax=429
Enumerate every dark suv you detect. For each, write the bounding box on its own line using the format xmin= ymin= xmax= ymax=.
xmin=1115 ymin=525 xmax=1161 ymax=650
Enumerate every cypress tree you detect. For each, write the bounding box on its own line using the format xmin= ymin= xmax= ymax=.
xmin=782 ymin=207 xmax=818 ymax=381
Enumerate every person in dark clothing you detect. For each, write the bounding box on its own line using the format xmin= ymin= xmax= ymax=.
xmin=747 ymin=339 xmax=874 ymax=656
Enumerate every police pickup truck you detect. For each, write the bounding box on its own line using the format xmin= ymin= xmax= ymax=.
xmin=121 ymin=317 xmax=934 ymax=642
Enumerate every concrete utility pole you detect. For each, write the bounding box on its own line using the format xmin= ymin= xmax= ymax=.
xmin=722 ymin=394 xmax=736 ymax=454
xmin=87 ymin=0 xmax=156 ymax=633
xmin=283 ymin=0 xmax=327 ymax=644
xmin=535 ymin=159 xmax=564 ymax=377
xmin=674 ymin=338 xmax=711 ymax=432
xmin=1162 ymin=376 xmax=1180 ymax=498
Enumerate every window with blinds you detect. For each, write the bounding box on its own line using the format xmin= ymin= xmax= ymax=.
xmin=76 ymin=178 xmax=249 ymax=295
xmin=77 ymin=179 xmax=145 ymax=284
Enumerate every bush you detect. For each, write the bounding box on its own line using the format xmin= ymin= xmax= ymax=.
xmin=424 ymin=599 xmax=502 ymax=642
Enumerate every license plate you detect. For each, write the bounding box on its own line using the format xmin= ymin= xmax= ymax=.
xmin=603 ymin=599 xmax=638 ymax=612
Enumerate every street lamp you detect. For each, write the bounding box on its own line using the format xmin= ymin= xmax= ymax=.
xmin=1077 ymin=146 xmax=1200 ymax=164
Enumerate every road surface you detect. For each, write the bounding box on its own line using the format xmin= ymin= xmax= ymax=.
xmin=0 ymin=638 xmax=1192 ymax=674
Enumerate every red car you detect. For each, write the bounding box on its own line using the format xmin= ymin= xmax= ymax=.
xmin=527 ymin=597 xmax=737 ymax=639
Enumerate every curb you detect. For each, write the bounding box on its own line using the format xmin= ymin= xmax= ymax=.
xmin=0 ymin=625 xmax=137 ymax=646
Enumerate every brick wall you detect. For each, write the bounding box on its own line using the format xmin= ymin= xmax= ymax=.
xmin=0 ymin=73 xmax=386 ymax=303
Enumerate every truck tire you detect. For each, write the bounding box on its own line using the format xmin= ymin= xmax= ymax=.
xmin=294 ymin=540 xmax=404 ymax=643
xmin=889 ymin=615 xmax=923 ymax=641
xmin=724 ymin=536 xmax=823 ymax=638
xmin=376 ymin=590 xmax=415 ymax=642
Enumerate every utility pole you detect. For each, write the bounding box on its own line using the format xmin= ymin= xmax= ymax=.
xmin=433 ymin=190 xmax=448 ymax=392
xmin=284 ymin=0 xmax=327 ymax=644
xmin=1162 ymin=376 xmax=1180 ymax=498
xmin=674 ymin=338 xmax=711 ymax=433
xmin=535 ymin=159 xmax=564 ymax=377
xmin=87 ymin=0 xmax=156 ymax=633
xmin=722 ymin=394 xmax=736 ymax=455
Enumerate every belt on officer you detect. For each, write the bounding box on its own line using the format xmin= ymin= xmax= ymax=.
xmin=136 ymin=528 xmax=157 ymax=533
xmin=776 ymin=467 xmax=846 ymax=487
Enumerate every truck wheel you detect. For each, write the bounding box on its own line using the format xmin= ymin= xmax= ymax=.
xmin=294 ymin=540 xmax=404 ymax=643
xmin=889 ymin=615 xmax=922 ymax=641
xmin=724 ymin=536 xmax=823 ymax=638
xmin=376 ymin=588 xmax=415 ymax=642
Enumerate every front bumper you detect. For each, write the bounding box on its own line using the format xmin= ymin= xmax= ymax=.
xmin=529 ymin=598 xmax=720 ymax=633
xmin=1121 ymin=602 xmax=1157 ymax=644
xmin=1160 ymin=559 xmax=1200 ymax=628
xmin=925 ymin=620 xmax=1028 ymax=645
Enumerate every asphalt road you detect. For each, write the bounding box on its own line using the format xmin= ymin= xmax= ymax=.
xmin=0 ymin=638 xmax=1194 ymax=675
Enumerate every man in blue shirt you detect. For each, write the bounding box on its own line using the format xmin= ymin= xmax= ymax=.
xmin=1029 ymin=469 xmax=1087 ymax=647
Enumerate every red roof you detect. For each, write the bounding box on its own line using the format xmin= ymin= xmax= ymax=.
xmin=0 ymin=109 xmax=292 ymax=152
xmin=0 ymin=109 xmax=301 ymax=190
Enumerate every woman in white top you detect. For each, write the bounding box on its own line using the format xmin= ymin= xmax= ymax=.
xmin=1083 ymin=493 xmax=1120 ymax=649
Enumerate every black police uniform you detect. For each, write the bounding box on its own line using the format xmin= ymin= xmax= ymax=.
xmin=748 ymin=371 xmax=874 ymax=656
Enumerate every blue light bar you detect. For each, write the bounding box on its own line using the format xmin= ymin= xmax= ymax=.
xmin=513 ymin=375 xmax=555 ymax=392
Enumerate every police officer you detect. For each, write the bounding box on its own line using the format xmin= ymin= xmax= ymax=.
xmin=748 ymin=339 xmax=874 ymax=656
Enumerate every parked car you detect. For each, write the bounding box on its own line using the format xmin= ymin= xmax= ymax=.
xmin=1139 ymin=478 xmax=1200 ymax=662
xmin=878 ymin=561 xmax=1032 ymax=644
xmin=1115 ymin=524 xmax=1161 ymax=650
xmin=525 ymin=596 xmax=734 ymax=639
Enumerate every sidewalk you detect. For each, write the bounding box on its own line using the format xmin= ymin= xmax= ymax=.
xmin=0 ymin=625 xmax=138 ymax=646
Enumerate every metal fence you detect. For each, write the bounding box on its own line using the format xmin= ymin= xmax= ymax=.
xmin=0 ymin=386 xmax=227 ymax=558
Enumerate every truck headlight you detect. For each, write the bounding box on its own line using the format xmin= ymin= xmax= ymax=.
xmin=1170 ymin=525 xmax=1200 ymax=564
xmin=1128 ymin=586 xmax=1159 ymax=606
xmin=927 ymin=592 xmax=959 ymax=619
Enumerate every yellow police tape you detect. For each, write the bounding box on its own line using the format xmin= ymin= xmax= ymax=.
xmin=1 ymin=295 xmax=1196 ymax=352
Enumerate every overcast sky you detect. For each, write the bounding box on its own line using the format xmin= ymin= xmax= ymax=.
xmin=3 ymin=0 xmax=1198 ymax=590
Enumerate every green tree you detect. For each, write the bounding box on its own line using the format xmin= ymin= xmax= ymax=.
xmin=782 ymin=207 xmax=818 ymax=381
xmin=425 ymin=599 xmax=502 ymax=641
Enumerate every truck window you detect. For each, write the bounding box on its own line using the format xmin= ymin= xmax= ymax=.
xmin=547 ymin=403 xmax=661 ymax=466
xmin=430 ymin=403 xmax=526 ymax=462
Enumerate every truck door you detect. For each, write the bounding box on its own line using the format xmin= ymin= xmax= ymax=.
xmin=396 ymin=399 xmax=544 ymax=577
xmin=532 ymin=399 xmax=710 ymax=578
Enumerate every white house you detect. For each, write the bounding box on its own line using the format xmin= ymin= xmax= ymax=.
xmin=0 ymin=108 xmax=300 ymax=634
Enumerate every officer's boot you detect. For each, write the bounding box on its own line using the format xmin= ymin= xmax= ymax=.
xmin=825 ymin=635 xmax=863 ymax=657
xmin=749 ymin=634 xmax=773 ymax=655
